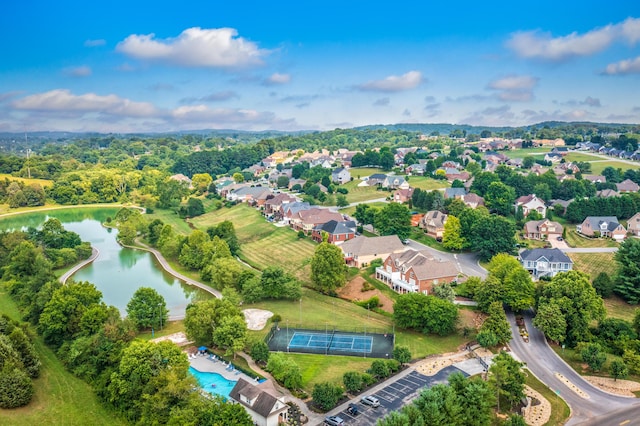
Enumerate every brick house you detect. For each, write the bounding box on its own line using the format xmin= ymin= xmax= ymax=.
xmin=419 ymin=211 xmax=448 ymax=240
xmin=376 ymin=250 xmax=458 ymax=294
xmin=523 ymin=219 xmax=563 ymax=240
xmin=393 ymin=188 xmax=414 ymax=203
xmin=311 ymin=220 xmax=356 ymax=243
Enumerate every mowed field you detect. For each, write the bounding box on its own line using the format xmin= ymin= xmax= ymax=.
xmin=589 ymin=160 xmax=640 ymax=174
xmin=341 ymin=179 xmax=388 ymax=203
xmin=0 ymin=173 xmax=53 ymax=187
xmin=406 ymin=176 xmax=449 ymax=191
xmin=0 ymin=290 xmax=123 ymax=426
xmin=567 ymin=252 xmax=615 ymax=281
xmin=190 ymin=204 xmax=316 ymax=281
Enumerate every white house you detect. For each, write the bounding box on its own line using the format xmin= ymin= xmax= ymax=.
xmin=229 ymin=378 xmax=288 ymax=426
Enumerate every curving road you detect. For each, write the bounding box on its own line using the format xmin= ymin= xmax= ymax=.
xmin=507 ymin=310 xmax=640 ymax=425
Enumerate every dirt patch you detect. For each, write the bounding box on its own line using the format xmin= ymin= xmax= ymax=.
xmin=243 ymin=309 xmax=274 ymax=331
xmin=337 ymin=276 xmax=394 ymax=313
xmin=151 ymin=332 xmax=192 ymax=346
xmin=584 ymin=376 xmax=640 ymax=397
xmin=458 ymin=308 xmax=486 ymax=331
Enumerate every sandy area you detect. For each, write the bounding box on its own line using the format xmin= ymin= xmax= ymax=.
xmin=584 ymin=376 xmax=640 ymax=398
xmin=337 ymin=276 xmax=394 ymax=313
xmin=151 ymin=331 xmax=192 ymax=346
xmin=554 ymin=373 xmax=590 ymax=398
xmin=243 ymin=308 xmax=274 ymax=331
xmin=522 ymin=385 xmax=551 ymax=426
xmin=414 ymin=350 xmax=471 ymax=376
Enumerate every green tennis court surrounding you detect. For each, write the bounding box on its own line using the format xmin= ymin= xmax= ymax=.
xmin=266 ymin=325 xmax=394 ymax=358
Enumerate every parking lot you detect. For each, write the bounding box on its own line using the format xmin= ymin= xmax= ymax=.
xmin=320 ymin=366 xmax=467 ymax=425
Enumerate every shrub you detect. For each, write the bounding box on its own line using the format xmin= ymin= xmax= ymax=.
xmin=361 ymin=281 xmax=375 ymax=292
xmin=355 ymin=296 xmax=381 ymax=309
xmin=343 ymin=371 xmax=364 ymax=393
xmin=312 ymin=382 xmax=344 ymax=411
xmin=368 ymin=359 xmax=391 ymax=379
xmin=0 ymin=366 xmax=34 ymax=408
xmin=271 ymin=314 xmax=282 ymax=323
xmin=250 ymin=340 xmax=270 ymax=365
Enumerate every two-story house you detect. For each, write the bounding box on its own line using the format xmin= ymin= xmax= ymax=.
xmin=229 ymin=378 xmax=288 ymax=426
xmin=311 ymin=220 xmax=356 ymax=243
xmin=628 ymin=212 xmax=640 ymax=237
xmin=577 ymin=216 xmax=626 ymax=240
xmin=419 ymin=211 xmax=448 ymax=240
xmin=523 ymin=219 xmax=564 ymax=240
xmin=515 ymin=194 xmax=547 ymax=217
xmin=340 ymin=235 xmax=405 ymax=268
xmin=264 ymin=193 xmax=297 ymax=217
xmin=331 ymin=167 xmax=351 ymax=184
xmin=376 ymin=250 xmax=458 ymax=294
xmin=393 ymin=188 xmax=414 ymax=203
xmin=519 ymin=248 xmax=573 ymax=279
xmin=382 ymin=175 xmax=410 ymax=190
xmin=291 ymin=208 xmax=344 ymax=234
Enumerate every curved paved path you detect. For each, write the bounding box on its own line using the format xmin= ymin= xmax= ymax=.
xmin=59 ymin=247 xmax=100 ymax=284
xmin=507 ymin=310 xmax=640 ymax=425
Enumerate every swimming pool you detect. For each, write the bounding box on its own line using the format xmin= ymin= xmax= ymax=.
xmin=189 ymin=366 xmax=237 ymax=400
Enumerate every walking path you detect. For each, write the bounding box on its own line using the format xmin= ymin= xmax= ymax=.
xmin=59 ymin=247 xmax=99 ymax=284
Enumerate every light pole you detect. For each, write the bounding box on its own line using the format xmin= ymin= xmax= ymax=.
xmin=158 ymin=303 xmax=163 ymax=330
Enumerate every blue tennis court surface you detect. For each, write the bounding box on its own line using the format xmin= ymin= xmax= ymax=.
xmin=288 ymin=331 xmax=373 ymax=353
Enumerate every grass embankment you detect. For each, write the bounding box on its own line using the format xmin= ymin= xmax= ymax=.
xmin=505 ymin=148 xmax=552 ymax=159
xmin=191 ymin=204 xmax=316 ymax=280
xmin=603 ymin=296 xmax=638 ymax=322
xmin=0 ymin=289 xmax=124 ymax=426
xmin=567 ymin=253 xmax=615 ymax=281
xmin=524 ymin=369 xmax=571 ymax=426
xmin=590 ymin=161 xmax=640 ymax=174
xmin=348 ymin=167 xmax=387 ymax=178
xmin=341 ymin=180 xmax=388 ymax=204
xmin=563 ymin=229 xmax=618 ymax=248
xmin=0 ymin=173 xmax=53 ymax=187
xmin=406 ymin=176 xmax=449 ymax=191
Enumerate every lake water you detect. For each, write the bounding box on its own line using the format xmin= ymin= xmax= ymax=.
xmin=0 ymin=207 xmax=211 ymax=317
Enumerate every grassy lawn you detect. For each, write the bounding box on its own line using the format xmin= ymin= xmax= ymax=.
xmin=348 ymin=167 xmax=387 ymax=178
xmin=145 ymin=208 xmax=192 ymax=234
xmin=567 ymin=252 xmax=615 ymax=281
xmin=190 ymin=204 xmax=316 ymax=280
xmin=406 ymin=176 xmax=449 ymax=191
xmin=590 ymin=161 xmax=640 ymax=174
xmin=0 ymin=173 xmax=53 ymax=187
xmin=563 ymin=152 xmax=604 ymax=163
xmin=563 ymin=229 xmax=618 ymax=248
xmin=551 ymin=345 xmax=629 ymax=380
xmin=523 ymin=369 xmax=571 ymax=426
xmin=0 ymin=289 xmax=124 ymax=426
xmin=282 ymin=353 xmax=373 ymax=391
xmin=246 ymin=287 xmax=466 ymax=359
xmin=339 ymin=202 xmax=387 ymax=216
xmin=505 ymin=148 xmax=552 ymax=159
xmin=341 ymin=180 xmax=389 ymax=204
xmin=409 ymin=228 xmax=447 ymax=251
xmin=604 ymin=296 xmax=638 ymax=322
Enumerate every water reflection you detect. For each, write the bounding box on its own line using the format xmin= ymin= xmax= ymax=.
xmin=0 ymin=208 xmax=211 ymax=317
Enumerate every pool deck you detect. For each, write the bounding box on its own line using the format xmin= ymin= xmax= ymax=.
xmin=189 ymin=353 xmax=257 ymax=383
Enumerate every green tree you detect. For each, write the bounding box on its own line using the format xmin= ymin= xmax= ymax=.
xmin=442 ymin=215 xmax=466 ymax=251
xmin=232 ymin=172 xmax=244 ymax=183
xmin=336 ymin=194 xmax=349 ymax=207
xmin=537 ymin=271 xmax=605 ymax=347
xmin=126 ymin=287 xmax=168 ymax=332
xmin=505 ymin=414 xmax=527 ymax=426
xmin=191 ymin=173 xmax=213 ymax=194
xmin=184 ymin=300 xmax=218 ymax=345
xmin=614 ymin=238 xmax=640 ymax=304
xmin=477 ymin=302 xmax=512 ymax=347
xmin=532 ymin=301 xmax=567 ymax=344
xmin=311 ymin=242 xmax=346 ymax=294
xmin=579 ymin=342 xmax=607 ymax=372
xmin=266 ymin=353 xmax=302 ymax=390
xmin=374 ymin=203 xmax=412 ymax=240
xmin=610 ymin=360 xmax=629 ymax=381
xmin=489 ymin=351 xmax=525 ymax=411
xmin=393 ymin=346 xmax=412 ymax=365
xmin=250 ymin=340 xmax=270 ymax=365
xmin=343 ymin=371 xmax=365 ymax=393
xmin=433 ymin=282 xmax=456 ymax=303
xmin=213 ymin=315 xmax=247 ymax=359
xmin=260 ymin=266 xmax=301 ymax=300
xmin=484 ymin=181 xmax=516 ymax=216
xmin=312 ymin=382 xmax=344 ymax=411
xmin=369 ymin=359 xmax=391 ymax=379
xmin=207 ymin=221 xmax=240 ymax=256
xmin=593 ymin=272 xmax=614 ymax=298
xmin=469 ymin=215 xmax=516 ymax=261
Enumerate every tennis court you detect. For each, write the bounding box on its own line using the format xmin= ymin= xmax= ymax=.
xmin=266 ymin=325 xmax=394 ymax=358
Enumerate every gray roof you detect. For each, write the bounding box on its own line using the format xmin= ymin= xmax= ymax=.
xmin=584 ymin=216 xmax=621 ymax=232
xmin=313 ymin=220 xmax=356 ymax=234
xmin=282 ymin=201 xmax=311 ymax=215
xmin=230 ymin=378 xmax=284 ymax=418
xmin=444 ymin=187 xmax=466 ymax=198
xmin=520 ymin=248 xmax=572 ymax=264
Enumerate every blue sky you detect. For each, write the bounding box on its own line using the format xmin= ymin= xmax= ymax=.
xmin=1 ymin=1 xmax=639 ymax=133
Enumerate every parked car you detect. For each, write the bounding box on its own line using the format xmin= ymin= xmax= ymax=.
xmin=557 ymin=236 xmax=563 ymax=241
xmin=324 ymin=416 xmax=345 ymax=426
xmin=361 ymin=395 xmax=380 ymax=407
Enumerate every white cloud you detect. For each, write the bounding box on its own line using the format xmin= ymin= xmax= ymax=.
xmin=506 ymin=17 xmax=640 ymax=61
xmin=373 ymin=97 xmax=390 ymax=106
xmin=84 ymin=39 xmax=106 ymax=47
xmin=358 ymin=71 xmax=423 ymax=92
xmin=13 ymin=89 xmax=157 ymax=117
xmin=116 ymin=27 xmax=267 ymax=68
xmin=487 ymin=75 xmax=538 ymax=102
xmin=181 ymin=91 xmax=238 ymax=103
xmin=63 ymin=66 xmax=92 ymax=77
xmin=582 ymin=96 xmax=601 ymax=107
xmin=264 ymin=73 xmax=291 ymax=85
xmin=603 ymin=56 xmax=640 ymax=75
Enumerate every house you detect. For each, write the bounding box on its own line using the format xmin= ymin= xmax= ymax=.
xmin=362 ymin=174 xmax=387 ymax=187
xmin=627 ymin=212 xmax=640 ymax=236
xmin=552 ymin=147 xmax=570 ymax=155
xmin=376 ymin=250 xmax=458 ymax=294
xmin=393 ymin=188 xmax=414 ymax=203
xmin=264 ymin=193 xmax=297 ymax=216
xmin=405 ymin=163 xmax=426 ymax=175
xmin=291 ymin=208 xmax=344 ymax=233
xmin=169 ymin=173 xmax=193 ymax=188
xmin=331 ymin=167 xmax=351 ymax=184
xmin=616 ymin=179 xmax=640 ymax=193
xmin=288 ymin=178 xmax=306 ymax=190
xmin=445 ymin=171 xmax=470 ymax=182
xmin=583 ymin=175 xmax=606 ymax=184
xmin=311 ymin=220 xmax=356 ymax=243
xmin=462 ymin=193 xmax=485 ymax=209
xmin=279 ymin=201 xmax=311 ymax=223
xmin=577 ymin=216 xmax=626 ymax=240
xmin=515 ymin=194 xmax=547 ymax=217
xmin=444 ymin=187 xmax=466 ymax=199
xmin=227 ymin=186 xmax=272 ymax=206
xmin=519 ymin=248 xmax=573 ymax=279
xmin=229 ymin=378 xmax=288 ymax=426
xmin=419 ymin=211 xmax=448 ymax=240
xmin=340 ymin=235 xmax=405 ymax=268
xmin=544 ymin=152 xmax=563 ymax=163
xmin=382 ymin=175 xmax=409 ymax=190
xmin=596 ymin=189 xmax=620 ymax=198
xmin=523 ymin=219 xmax=563 ymax=240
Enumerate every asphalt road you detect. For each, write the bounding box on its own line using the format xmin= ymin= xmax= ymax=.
xmin=320 ymin=367 xmax=466 ymax=425
xmin=405 ymin=239 xmax=488 ymax=279
xmin=507 ymin=310 xmax=640 ymax=425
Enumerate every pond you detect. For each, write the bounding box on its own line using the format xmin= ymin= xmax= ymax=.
xmin=0 ymin=207 xmax=212 ymax=318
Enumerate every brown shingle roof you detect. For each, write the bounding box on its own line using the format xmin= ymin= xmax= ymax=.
xmin=340 ymin=235 xmax=405 ymax=257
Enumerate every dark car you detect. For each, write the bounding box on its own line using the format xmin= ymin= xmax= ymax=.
xmin=324 ymin=416 xmax=345 ymax=426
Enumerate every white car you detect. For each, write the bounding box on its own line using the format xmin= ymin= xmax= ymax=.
xmin=361 ymin=395 xmax=380 ymax=407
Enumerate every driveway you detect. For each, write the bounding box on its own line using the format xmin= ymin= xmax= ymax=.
xmin=405 ymin=239 xmax=487 ymax=279
xmin=548 ymin=237 xmax=569 ymax=249
xmin=320 ymin=366 xmax=466 ymax=425
xmin=507 ymin=310 xmax=640 ymax=425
